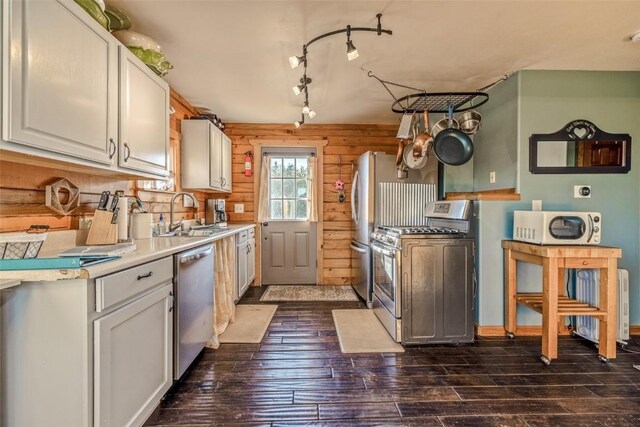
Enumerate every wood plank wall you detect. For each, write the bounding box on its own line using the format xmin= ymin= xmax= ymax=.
xmin=0 ymin=89 xmax=210 ymax=232
xmin=222 ymin=124 xmax=398 ymax=285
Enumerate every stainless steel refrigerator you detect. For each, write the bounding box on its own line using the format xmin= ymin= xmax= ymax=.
xmin=350 ymin=152 xmax=439 ymax=307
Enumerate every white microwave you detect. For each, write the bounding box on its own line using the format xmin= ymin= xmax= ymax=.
xmin=513 ymin=211 xmax=601 ymax=245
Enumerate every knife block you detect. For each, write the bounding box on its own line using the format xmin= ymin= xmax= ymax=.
xmin=86 ymin=210 xmax=118 ymax=245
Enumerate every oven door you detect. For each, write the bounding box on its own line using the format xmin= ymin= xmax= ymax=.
xmin=371 ymin=241 xmax=402 ymax=318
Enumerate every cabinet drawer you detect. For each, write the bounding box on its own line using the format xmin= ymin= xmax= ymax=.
xmin=236 ymin=230 xmax=248 ymax=244
xmin=96 ymin=257 xmax=173 ymax=312
xmin=248 ymin=227 xmax=255 ymax=239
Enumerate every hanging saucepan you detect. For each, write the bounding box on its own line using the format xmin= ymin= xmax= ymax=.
xmin=396 ymin=139 xmax=405 ymax=166
xmin=412 ymin=110 xmax=433 ymax=159
xmin=431 ymin=113 xmax=459 ymax=138
xmin=433 ymin=105 xmax=474 ymax=166
xmin=458 ymin=109 xmax=482 ymax=135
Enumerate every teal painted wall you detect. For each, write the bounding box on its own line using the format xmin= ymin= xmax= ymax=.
xmin=473 ymin=73 xmax=519 ymax=191
xmin=466 ymin=70 xmax=640 ymax=326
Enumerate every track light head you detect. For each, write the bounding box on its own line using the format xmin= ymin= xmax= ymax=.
xmin=346 ymin=40 xmax=359 ymax=61
xmin=302 ymin=102 xmax=311 ymax=114
xmin=308 ymin=110 xmax=317 ymax=119
xmin=293 ymin=84 xmax=304 ymax=95
xmin=294 ymin=114 xmax=305 ymax=128
xmin=292 ymin=77 xmax=312 ymax=96
xmin=289 ymin=55 xmax=306 ymax=69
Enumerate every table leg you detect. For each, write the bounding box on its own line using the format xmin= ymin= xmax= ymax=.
xmin=542 ymin=257 xmax=559 ymax=360
xmin=598 ymin=258 xmax=618 ymax=360
xmin=557 ymin=268 xmax=566 ymax=333
xmin=504 ymin=248 xmax=517 ymax=336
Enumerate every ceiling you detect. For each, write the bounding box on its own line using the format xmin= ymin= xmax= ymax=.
xmin=111 ymin=0 xmax=640 ymax=124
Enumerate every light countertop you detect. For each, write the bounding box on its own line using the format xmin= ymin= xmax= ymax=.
xmin=0 ymin=223 xmax=255 ymax=282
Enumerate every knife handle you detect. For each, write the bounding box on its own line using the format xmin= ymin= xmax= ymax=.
xmin=109 ymin=195 xmax=119 ymax=212
xmin=111 ymin=207 xmax=120 ymax=224
xmin=98 ymin=191 xmax=110 ymax=210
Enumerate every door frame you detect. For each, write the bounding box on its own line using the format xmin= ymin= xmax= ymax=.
xmin=250 ymin=139 xmax=328 ymax=286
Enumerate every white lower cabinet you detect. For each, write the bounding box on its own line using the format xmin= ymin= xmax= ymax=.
xmin=0 ymin=257 xmax=174 ymax=427
xmin=235 ymin=228 xmax=255 ymax=301
xmin=94 ymin=283 xmax=173 ymax=427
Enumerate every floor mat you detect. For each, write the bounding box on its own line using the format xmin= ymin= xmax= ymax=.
xmin=332 ymin=309 xmax=404 ymax=353
xmin=218 ymin=304 xmax=278 ymax=343
xmin=260 ymin=285 xmax=359 ymax=302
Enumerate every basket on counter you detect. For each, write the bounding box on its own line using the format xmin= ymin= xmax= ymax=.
xmin=0 ymin=232 xmax=48 ymax=259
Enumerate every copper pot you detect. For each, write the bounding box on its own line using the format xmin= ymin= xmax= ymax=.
xmin=413 ymin=111 xmax=433 ymax=159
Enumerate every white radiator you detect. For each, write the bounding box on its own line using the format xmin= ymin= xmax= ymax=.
xmin=575 ymin=268 xmax=630 ymax=345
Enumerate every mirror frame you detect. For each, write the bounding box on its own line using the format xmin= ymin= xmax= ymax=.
xmin=530 ymin=119 xmax=631 ymax=174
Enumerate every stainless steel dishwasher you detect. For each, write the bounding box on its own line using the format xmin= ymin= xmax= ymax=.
xmin=174 ymin=244 xmax=214 ymax=379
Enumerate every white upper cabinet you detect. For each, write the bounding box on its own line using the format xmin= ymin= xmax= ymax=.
xmin=2 ymin=0 xmax=118 ymax=166
xmin=118 ymin=46 xmax=170 ymax=177
xmin=1 ymin=0 xmax=170 ymax=178
xmin=181 ymin=119 xmax=232 ymax=192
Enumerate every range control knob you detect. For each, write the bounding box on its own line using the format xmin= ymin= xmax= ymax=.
xmin=593 ymin=216 xmax=600 ymax=223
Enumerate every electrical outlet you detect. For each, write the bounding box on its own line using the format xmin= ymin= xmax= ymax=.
xmin=532 ymin=200 xmax=542 ymax=211
xmin=234 ymin=204 xmax=244 ymax=213
xmin=489 ymin=171 xmax=496 ymax=184
xmin=574 ymin=185 xmax=591 ymax=198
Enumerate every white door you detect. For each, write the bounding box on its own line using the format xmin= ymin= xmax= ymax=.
xmin=4 ymin=0 xmax=117 ymax=165
xmin=209 ymin=126 xmax=222 ymax=189
xmin=261 ymin=151 xmax=317 ymax=284
xmin=118 ymin=46 xmax=170 ymax=177
xmin=94 ymin=283 xmax=173 ymax=427
xmin=221 ymin=133 xmax=233 ymax=191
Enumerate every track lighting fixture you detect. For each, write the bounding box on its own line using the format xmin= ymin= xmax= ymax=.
xmin=289 ymin=55 xmax=306 ymax=69
xmin=292 ymin=77 xmax=312 ymax=96
xmin=346 ymin=26 xmax=359 ymax=61
xmin=289 ymin=13 xmax=392 ymax=126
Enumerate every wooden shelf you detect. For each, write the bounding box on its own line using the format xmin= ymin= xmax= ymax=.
xmin=445 ymin=188 xmax=520 ymax=201
xmin=515 ymin=293 xmax=608 ymax=319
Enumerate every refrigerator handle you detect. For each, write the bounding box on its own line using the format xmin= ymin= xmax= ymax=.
xmin=351 ymin=170 xmax=359 ymax=224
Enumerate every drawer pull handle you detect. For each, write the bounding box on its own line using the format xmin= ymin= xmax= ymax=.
xmin=137 ymin=271 xmax=153 ymax=280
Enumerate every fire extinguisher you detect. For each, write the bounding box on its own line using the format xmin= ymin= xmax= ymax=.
xmin=244 ymin=151 xmax=253 ymax=177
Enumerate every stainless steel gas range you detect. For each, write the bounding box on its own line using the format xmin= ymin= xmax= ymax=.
xmin=371 ymin=200 xmax=476 ymax=345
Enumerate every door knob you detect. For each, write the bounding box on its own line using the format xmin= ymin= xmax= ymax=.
xmin=262 ymin=222 xmax=268 ymax=226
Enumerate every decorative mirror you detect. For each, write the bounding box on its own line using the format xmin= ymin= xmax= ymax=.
xmin=530 ymin=119 xmax=631 ymax=174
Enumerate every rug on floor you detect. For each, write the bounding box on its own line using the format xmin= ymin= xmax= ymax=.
xmin=260 ymin=285 xmax=359 ymax=302
xmin=218 ymin=304 xmax=278 ymax=343
xmin=332 ymin=309 xmax=404 ymax=353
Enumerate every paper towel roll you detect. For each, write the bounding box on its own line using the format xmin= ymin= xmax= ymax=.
xmin=117 ymin=197 xmax=130 ymax=241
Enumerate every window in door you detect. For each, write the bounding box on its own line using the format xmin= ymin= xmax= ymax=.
xmin=269 ymin=157 xmax=309 ymax=220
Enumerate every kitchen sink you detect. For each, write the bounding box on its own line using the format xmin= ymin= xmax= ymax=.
xmin=156 ymin=226 xmax=228 ymax=238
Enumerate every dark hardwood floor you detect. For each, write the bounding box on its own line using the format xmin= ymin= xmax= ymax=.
xmin=146 ymin=286 xmax=640 ymax=426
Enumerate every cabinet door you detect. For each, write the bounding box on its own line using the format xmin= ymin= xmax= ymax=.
xmin=221 ymin=133 xmax=233 ymax=192
xmin=236 ymin=242 xmax=248 ymax=299
xmin=247 ymin=238 xmax=256 ymax=284
xmin=3 ymin=0 xmax=117 ymax=165
xmin=94 ymin=283 xmax=173 ymax=427
xmin=118 ymin=46 xmax=169 ymax=177
xmin=209 ymin=126 xmax=223 ymax=189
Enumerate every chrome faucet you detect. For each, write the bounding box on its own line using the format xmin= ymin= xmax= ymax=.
xmin=170 ymin=192 xmax=200 ymax=232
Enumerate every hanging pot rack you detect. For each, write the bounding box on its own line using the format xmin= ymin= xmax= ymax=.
xmin=367 ymin=71 xmax=511 ymax=114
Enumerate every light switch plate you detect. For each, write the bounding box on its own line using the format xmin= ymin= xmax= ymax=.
xmin=489 ymin=171 xmax=496 ymax=184
xmin=532 ymin=200 xmax=542 ymax=211
xmin=234 ymin=204 xmax=244 ymax=213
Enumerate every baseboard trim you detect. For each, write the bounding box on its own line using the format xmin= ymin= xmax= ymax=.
xmin=475 ymin=324 xmax=572 ymax=337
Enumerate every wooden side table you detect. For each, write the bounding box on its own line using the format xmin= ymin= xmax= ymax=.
xmin=502 ymin=240 xmax=621 ymax=364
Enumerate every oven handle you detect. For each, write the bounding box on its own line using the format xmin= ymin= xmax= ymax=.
xmin=371 ymin=242 xmax=397 ymax=257
xmin=350 ymin=243 xmax=367 ymax=254
xmin=587 ymin=214 xmax=594 ymax=243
